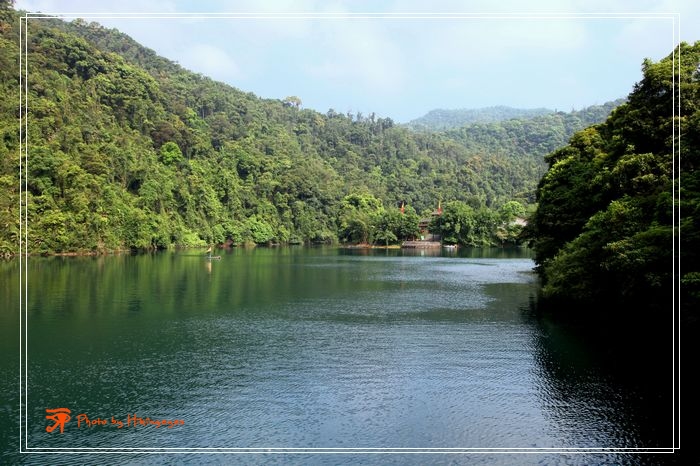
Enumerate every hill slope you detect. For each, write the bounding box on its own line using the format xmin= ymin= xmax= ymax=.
xmin=0 ymin=6 xmax=620 ymax=253
xmin=406 ymin=106 xmax=554 ymax=130
xmin=528 ymin=41 xmax=699 ymax=315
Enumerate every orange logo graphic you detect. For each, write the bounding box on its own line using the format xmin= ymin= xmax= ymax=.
xmin=45 ymin=408 xmax=71 ymax=433
xmin=44 ymin=407 xmax=185 ymax=433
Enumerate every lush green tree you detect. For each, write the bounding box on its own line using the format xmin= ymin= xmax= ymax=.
xmin=529 ymin=41 xmax=699 ymax=316
xmin=337 ymin=193 xmax=384 ymax=244
xmin=371 ymin=205 xmax=420 ymax=245
xmin=494 ymin=200 xmax=526 ymax=244
xmin=241 ymin=215 xmax=275 ymax=244
xmin=430 ymin=201 xmax=474 ymax=246
xmin=157 ymin=141 xmax=182 ymax=166
xmin=396 ymin=205 xmax=421 ymax=241
xmin=429 ymin=201 xmax=509 ymax=247
xmin=283 ymin=96 xmax=302 ymax=109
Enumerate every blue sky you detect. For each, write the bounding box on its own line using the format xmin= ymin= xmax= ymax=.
xmin=15 ymin=0 xmax=699 ymax=123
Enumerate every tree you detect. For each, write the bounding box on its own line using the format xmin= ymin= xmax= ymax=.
xmin=283 ymin=96 xmax=302 ymax=109
xmin=430 ymin=201 xmax=475 ymax=246
xmin=159 ymin=141 xmax=183 ymax=165
xmin=529 ymin=41 xmax=700 ymax=314
xmin=337 ymin=193 xmax=384 ymax=244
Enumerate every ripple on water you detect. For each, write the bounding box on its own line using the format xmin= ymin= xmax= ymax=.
xmin=5 ymin=251 xmax=670 ymax=460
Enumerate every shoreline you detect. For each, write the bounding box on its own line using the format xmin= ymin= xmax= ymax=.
xmin=4 ymin=243 xmax=406 ymax=257
xmin=341 ymin=243 xmax=402 ymax=250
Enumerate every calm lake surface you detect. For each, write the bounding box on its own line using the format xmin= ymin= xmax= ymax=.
xmin=0 ymin=247 xmax=676 ymax=464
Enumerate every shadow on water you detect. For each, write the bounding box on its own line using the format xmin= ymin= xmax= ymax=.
xmin=521 ymin=298 xmax=681 ymax=465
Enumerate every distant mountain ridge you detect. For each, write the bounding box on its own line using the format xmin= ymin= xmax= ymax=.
xmin=406 ymin=106 xmax=555 ymax=130
xmin=440 ymin=99 xmax=627 ymax=158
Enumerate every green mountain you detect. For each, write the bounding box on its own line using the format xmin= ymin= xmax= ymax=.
xmin=528 ymin=41 xmax=699 ymax=315
xmin=407 ymin=102 xmax=625 ymax=133
xmin=442 ymin=101 xmax=625 ymax=154
xmin=406 ymin=106 xmax=554 ymax=130
xmin=0 ymin=6 xmax=621 ymax=254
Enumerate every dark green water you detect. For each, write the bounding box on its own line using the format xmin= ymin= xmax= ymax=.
xmin=0 ymin=247 xmax=676 ymax=464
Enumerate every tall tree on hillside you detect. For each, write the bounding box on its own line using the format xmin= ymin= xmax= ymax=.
xmin=528 ymin=41 xmax=699 ymax=315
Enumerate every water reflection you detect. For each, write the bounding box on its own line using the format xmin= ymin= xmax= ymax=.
xmin=0 ymin=249 xmax=680 ymax=465
xmin=526 ymin=310 xmax=677 ymax=464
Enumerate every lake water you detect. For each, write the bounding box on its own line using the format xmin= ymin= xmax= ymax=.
xmin=0 ymin=247 xmax=677 ymax=464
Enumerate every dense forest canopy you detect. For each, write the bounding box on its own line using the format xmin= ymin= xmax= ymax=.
xmin=1 ymin=6 xmax=622 ymax=254
xmin=527 ymin=41 xmax=699 ymax=315
xmin=405 ymin=106 xmax=555 ymax=131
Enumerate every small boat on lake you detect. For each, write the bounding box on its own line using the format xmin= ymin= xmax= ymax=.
xmin=205 ymin=245 xmax=221 ymax=260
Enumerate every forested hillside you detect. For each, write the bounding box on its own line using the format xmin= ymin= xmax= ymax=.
xmin=528 ymin=41 xmax=699 ymax=315
xmin=405 ymin=106 xmax=554 ymax=130
xmin=441 ymin=100 xmax=625 ymax=160
xmin=0 ymin=6 xmax=619 ymax=254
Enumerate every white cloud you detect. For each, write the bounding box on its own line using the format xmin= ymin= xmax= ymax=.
xmin=179 ymin=44 xmax=242 ymax=81
xmin=413 ymin=18 xmax=588 ymax=68
xmin=15 ymin=0 xmax=698 ymax=122
xmin=305 ymin=19 xmax=407 ymax=94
